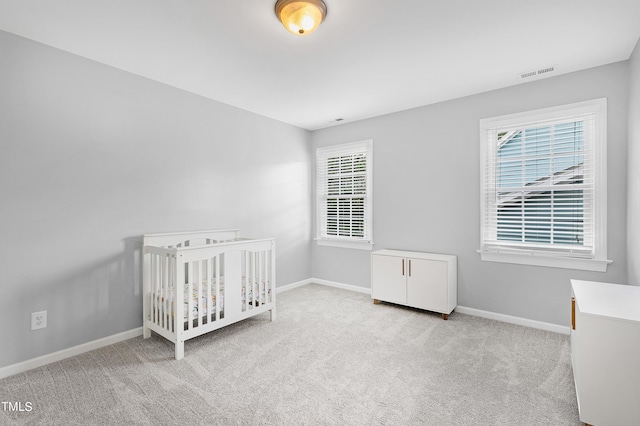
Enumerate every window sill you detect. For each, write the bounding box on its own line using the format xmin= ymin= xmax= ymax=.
xmin=316 ymin=238 xmax=374 ymax=251
xmin=478 ymin=250 xmax=612 ymax=272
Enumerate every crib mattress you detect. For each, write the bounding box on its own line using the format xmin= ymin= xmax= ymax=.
xmin=154 ymin=279 xmax=271 ymax=321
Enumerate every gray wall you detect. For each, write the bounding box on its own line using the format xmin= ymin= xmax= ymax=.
xmin=628 ymin=39 xmax=640 ymax=286
xmin=311 ymin=62 xmax=629 ymax=327
xmin=0 ymin=31 xmax=312 ymax=369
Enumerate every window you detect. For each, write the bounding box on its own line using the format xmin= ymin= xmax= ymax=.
xmin=479 ymin=99 xmax=611 ymax=271
xmin=316 ymin=140 xmax=373 ymax=250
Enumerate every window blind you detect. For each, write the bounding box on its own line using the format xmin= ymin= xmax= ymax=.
xmin=316 ymin=141 xmax=372 ymax=242
xmin=481 ymin=113 xmax=596 ymax=257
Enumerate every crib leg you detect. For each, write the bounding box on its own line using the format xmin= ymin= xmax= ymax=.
xmin=175 ymin=341 xmax=184 ymax=360
xmin=270 ymin=307 xmax=277 ymax=322
xmin=143 ymin=325 xmax=151 ymax=339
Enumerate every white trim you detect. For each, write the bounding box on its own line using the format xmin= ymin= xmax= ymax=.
xmin=278 ymin=278 xmax=371 ymax=295
xmin=478 ymin=251 xmax=612 ymax=272
xmin=311 ymin=278 xmax=372 ymax=294
xmin=316 ymin=140 xmax=371 ymax=156
xmin=0 ymin=327 xmax=143 ymax=380
xmin=276 ymin=278 xmax=313 ymax=294
xmin=455 ymin=306 xmax=570 ymax=335
xmin=316 ymin=238 xmax=374 ymax=250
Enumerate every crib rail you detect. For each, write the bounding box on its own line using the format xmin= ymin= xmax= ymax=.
xmin=143 ymin=229 xmax=240 ymax=249
xmin=175 ymin=238 xmax=275 ymax=261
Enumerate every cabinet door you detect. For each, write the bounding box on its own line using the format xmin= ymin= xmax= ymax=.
xmin=577 ymin=315 xmax=640 ymax=425
xmin=372 ymin=255 xmax=406 ymax=305
xmin=407 ymin=258 xmax=448 ymax=313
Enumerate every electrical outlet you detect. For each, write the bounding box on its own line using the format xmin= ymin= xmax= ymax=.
xmin=31 ymin=311 xmax=47 ymax=331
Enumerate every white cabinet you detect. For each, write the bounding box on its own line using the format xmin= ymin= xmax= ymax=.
xmin=570 ymin=280 xmax=640 ymax=426
xmin=371 ymin=250 xmax=457 ymax=319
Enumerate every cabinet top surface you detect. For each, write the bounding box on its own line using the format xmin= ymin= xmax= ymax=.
xmin=571 ymin=279 xmax=640 ymax=323
xmin=372 ymin=249 xmax=457 ymax=262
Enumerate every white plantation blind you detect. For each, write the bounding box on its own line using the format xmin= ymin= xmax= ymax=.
xmin=316 ymin=140 xmax=372 ymax=243
xmin=479 ymin=99 xmax=609 ymax=270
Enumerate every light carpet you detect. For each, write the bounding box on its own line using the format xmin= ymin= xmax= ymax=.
xmin=0 ymin=283 xmax=580 ymax=425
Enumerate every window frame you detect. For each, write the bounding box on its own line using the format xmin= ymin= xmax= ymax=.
xmin=478 ymin=99 xmax=611 ymax=271
xmin=315 ymin=140 xmax=374 ymax=250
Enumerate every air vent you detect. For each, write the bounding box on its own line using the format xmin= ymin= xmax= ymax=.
xmin=537 ymin=66 xmax=555 ymax=75
xmin=518 ymin=65 xmax=558 ymax=81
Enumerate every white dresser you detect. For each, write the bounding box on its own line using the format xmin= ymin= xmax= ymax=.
xmin=570 ymin=279 xmax=640 ymax=426
xmin=371 ymin=250 xmax=457 ymax=319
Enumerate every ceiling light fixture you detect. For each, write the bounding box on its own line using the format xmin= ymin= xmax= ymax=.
xmin=275 ymin=0 xmax=327 ymax=36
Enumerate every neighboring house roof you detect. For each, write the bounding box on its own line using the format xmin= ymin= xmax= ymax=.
xmin=497 ymin=164 xmax=584 ymax=206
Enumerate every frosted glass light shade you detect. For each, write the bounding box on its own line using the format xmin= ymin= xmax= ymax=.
xmin=275 ymin=0 xmax=327 ymax=36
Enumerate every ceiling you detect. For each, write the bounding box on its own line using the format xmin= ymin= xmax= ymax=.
xmin=1 ymin=0 xmax=639 ymax=131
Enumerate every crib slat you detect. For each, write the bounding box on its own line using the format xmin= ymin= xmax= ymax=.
xmin=160 ymin=255 xmax=164 ymax=330
xmin=167 ymin=254 xmax=172 ymax=332
xmin=242 ymin=251 xmax=246 ymax=312
xmin=157 ymin=255 xmax=162 ymax=327
xmin=165 ymin=256 xmax=168 ymax=329
xmin=252 ymin=251 xmax=256 ymax=308
xmin=158 ymin=255 xmax=162 ymax=328
xmin=243 ymin=251 xmax=248 ymax=311
xmin=251 ymin=252 xmax=255 ymax=307
xmin=151 ymin=254 xmax=156 ymax=326
xmin=197 ymin=260 xmax=203 ymax=328
xmin=164 ymin=254 xmax=170 ymax=331
xmin=161 ymin=254 xmax=165 ymax=329
xmin=151 ymin=254 xmax=157 ymax=326
xmin=159 ymin=254 xmax=163 ymax=329
xmin=270 ymin=247 xmax=275 ymax=304
xmin=259 ymin=250 xmax=264 ymax=306
xmin=263 ymin=250 xmax=267 ymax=305
xmin=207 ymin=257 xmax=212 ymax=324
xmin=264 ymin=250 xmax=268 ymax=303
xmin=247 ymin=252 xmax=251 ymax=309
xmin=215 ymin=255 xmax=221 ymax=321
xmin=250 ymin=252 xmax=254 ymax=309
xmin=187 ymin=261 xmax=193 ymax=330
xmin=245 ymin=251 xmax=249 ymax=311
xmin=157 ymin=254 xmax=162 ymax=328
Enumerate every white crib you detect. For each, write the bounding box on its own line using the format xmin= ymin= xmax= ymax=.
xmin=142 ymin=229 xmax=276 ymax=360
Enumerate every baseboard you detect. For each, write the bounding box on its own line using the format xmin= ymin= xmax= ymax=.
xmin=276 ymin=278 xmax=313 ymax=294
xmin=310 ymin=278 xmax=372 ymax=295
xmin=0 ymin=327 xmax=143 ymax=380
xmin=277 ymin=278 xmax=370 ymax=295
xmin=455 ymin=306 xmax=570 ymax=335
